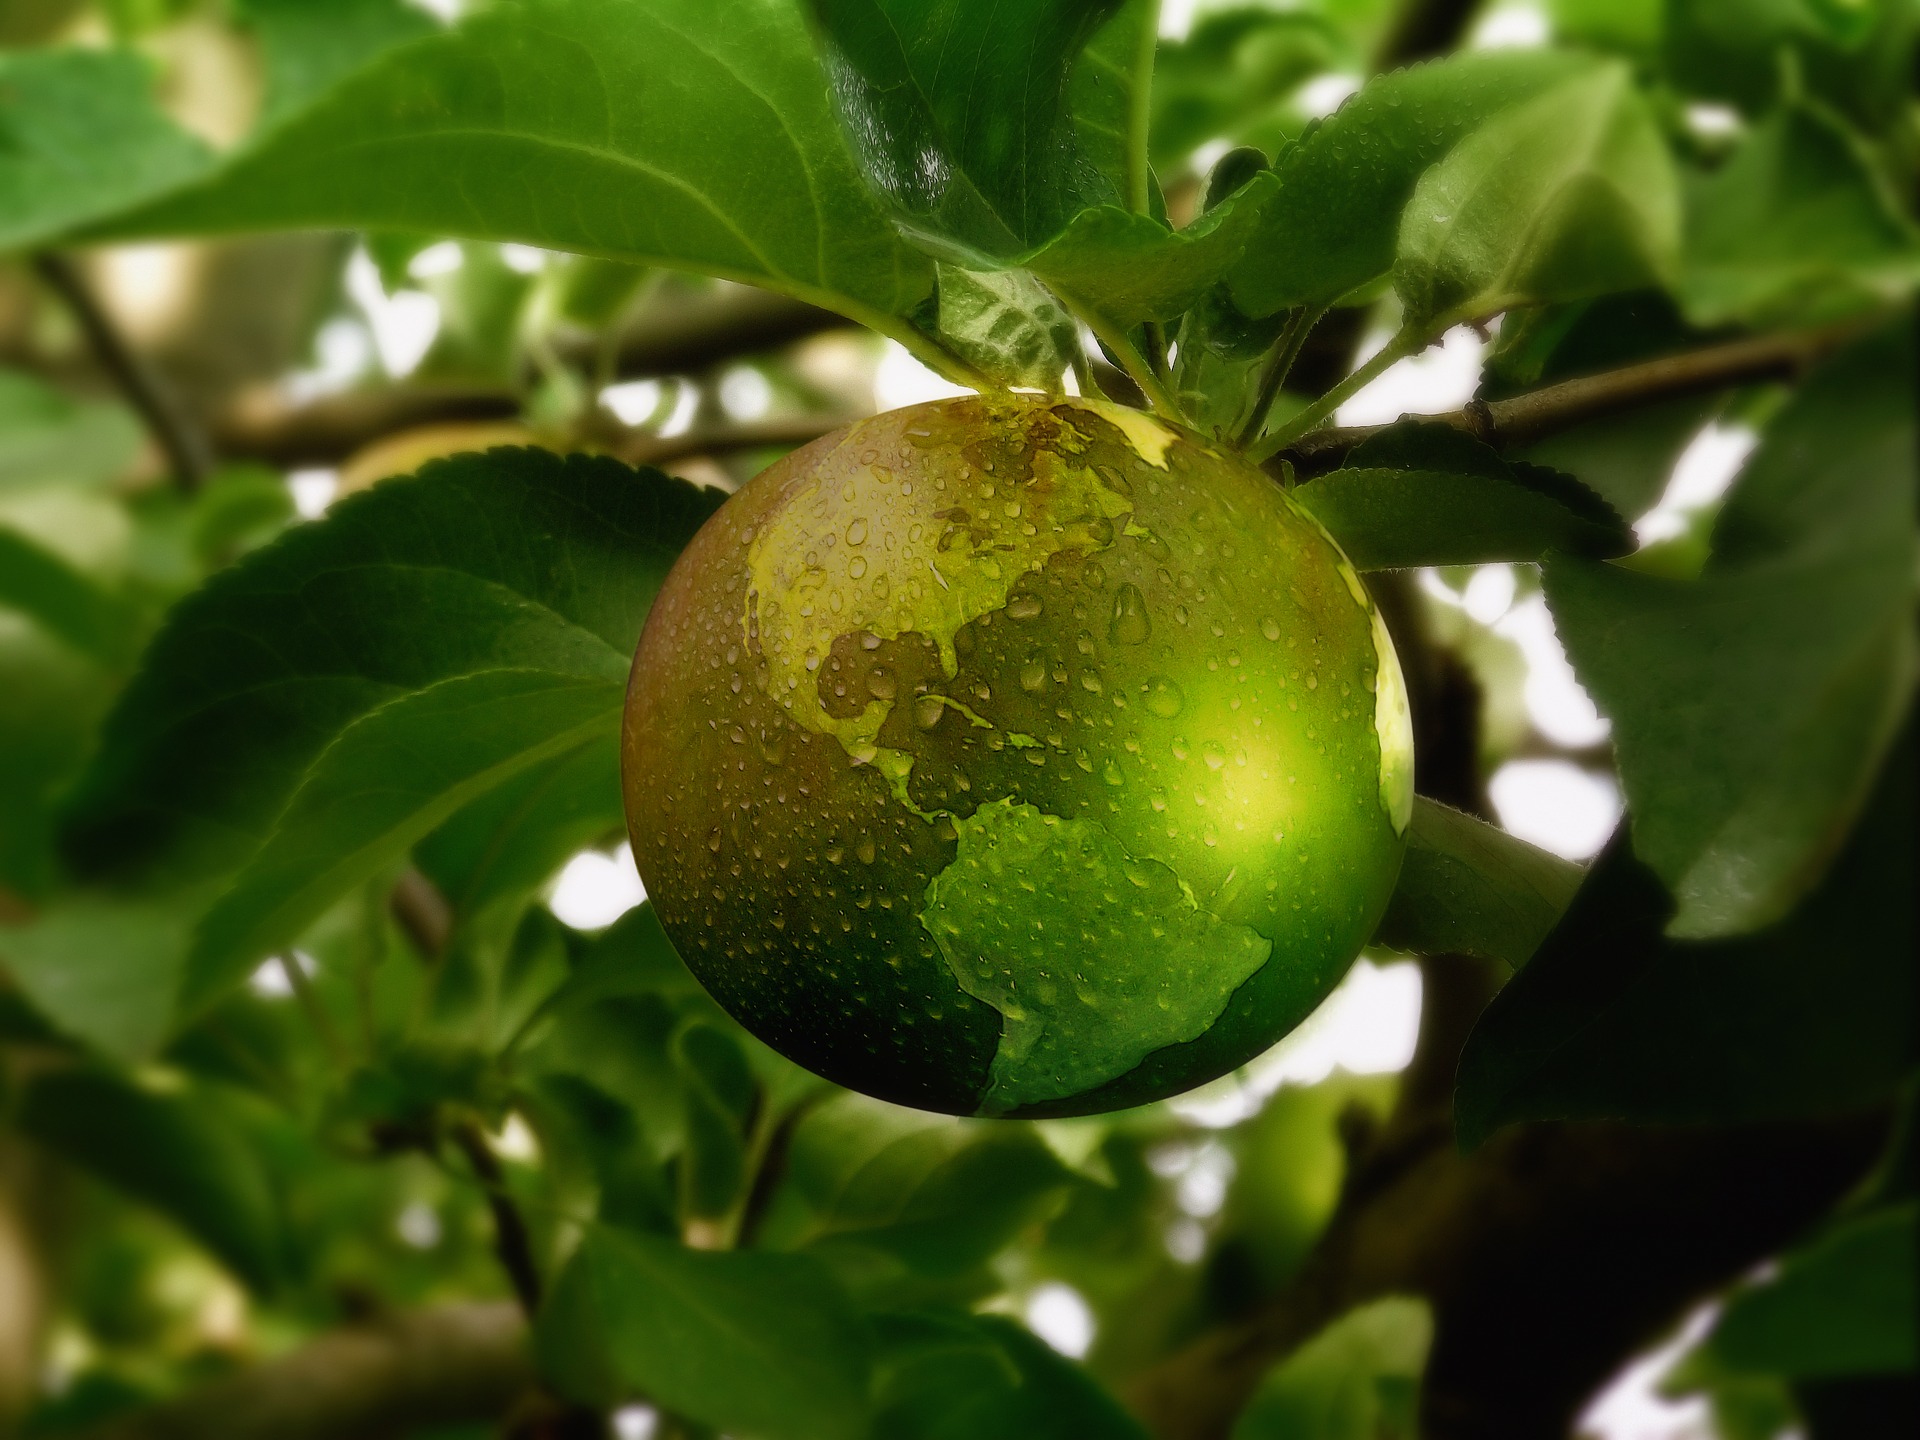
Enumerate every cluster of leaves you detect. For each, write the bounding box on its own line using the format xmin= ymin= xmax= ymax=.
xmin=2 ymin=0 xmax=1916 ymax=1437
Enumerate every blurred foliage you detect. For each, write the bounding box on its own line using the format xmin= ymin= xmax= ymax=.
xmin=0 ymin=1 xmax=1915 ymax=1438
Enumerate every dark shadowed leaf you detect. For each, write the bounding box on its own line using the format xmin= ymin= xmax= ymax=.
xmin=1298 ymin=421 xmax=1630 ymax=570
xmin=1454 ymin=721 xmax=1914 ymax=1145
xmin=1706 ymin=1204 xmax=1918 ymax=1379
xmin=538 ymin=1226 xmax=873 ymax=1440
xmin=20 ymin=1069 xmax=283 ymax=1291
xmin=1395 ymin=64 xmax=1679 ymax=328
xmin=810 ymin=0 xmax=1126 ymax=261
xmin=1226 ymin=49 xmax=1591 ymax=316
xmin=1545 ymin=323 xmax=1916 ymax=935
xmin=0 ymin=47 xmax=213 ymax=252
xmin=872 ymin=1309 xmax=1149 ymax=1440
xmin=63 ymin=449 xmax=718 ymax=892
xmin=1372 ymin=797 xmax=1582 ymax=968
xmin=1069 ymin=0 xmax=1155 ymax=204
xmin=186 ymin=670 xmax=624 ymax=1010
xmin=96 ymin=0 xmax=932 ymax=326
xmin=414 ymin=732 xmax=624 ymax=932
xmin=1230 ymin=1297 xmax=1432 ymax=1440
xmin=1680 ymin=102 xmax=1920 ymax=327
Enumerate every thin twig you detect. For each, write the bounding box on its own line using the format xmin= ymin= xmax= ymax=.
xmin=390 ymin=868 xmax=453 ymax=959
xmin=278 ymin=953 xmax=350 ymax=1067
xmin=619 ymin=414 xmax=854 ymax=470
xmin=450 ymin=1122 xmax=544 ymax=1318
xmin=31 ymin=251 xmax=213 ymax=492
xmin=1273 ymin=318 xmax=1870 ymax=474
xmin=1235 ymin=305 xmax=1320 ymax=447
xmin=1247 ymin=324 xmax=1424 ymax=462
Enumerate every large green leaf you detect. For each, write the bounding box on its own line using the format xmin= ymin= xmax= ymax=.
xmin=872 ymin=1310 xmax=1149 ymax=1440
xmin=97 ymin=0 xmax=932 ymax=326
xmin=1069 ymin=0 xmax=1155 ymax=203
xmin=0 ymin=47 xmax=213 ymax=253
xmin=1230 ymin=1297 xmax=1433 ymax=1440
xmin=63 ymin=448 xmax=719 ymax=892
xmin=1680 ymin=103 xmax=1920 ymax=327
xmin=1454 ymin=721 xmax=1914 ymax=1145
xmin=0 ymin=893 xmax=200 ymax=1060
xmin=1371 ymin=797 xmax=1583 ymax=968
xmin=1226 ymin=49 xmax=1591 ymax=316
xmin=538 ymin=1226 xmax=873 ymax=1440
xmin=19 ymin=1068 xmax=283 ymax=1292
xmin=0 ymin=526 xmax=133 ymax=662
xmin=809 ymin=0 xmax=1126 ymax=260
xmin=1295 ymin=422 xmax=1630 ymax=570
xmin=1544 ymin=324 xmax=1916 ymax=935
xmin=239 ymin=0 xmax=439 ymax=124
xmin=1395 ymin=63 xmax=1679 ymax=328
xmin=187 ymin=670 xmax=624 ymax=1011
xmin=1705 ymin=1204 xmax=1918 ymax=1379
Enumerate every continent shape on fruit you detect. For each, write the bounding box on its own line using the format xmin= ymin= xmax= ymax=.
xmin=623 ymin=395 xmax=1412 ymax=1117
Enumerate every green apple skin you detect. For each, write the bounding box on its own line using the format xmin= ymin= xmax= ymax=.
xmin=623 ymin=394 xmax=1411 ymax=1117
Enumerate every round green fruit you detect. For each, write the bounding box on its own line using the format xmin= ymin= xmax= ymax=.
xmin=623 ymin=395 xmax=1412 ymax=1117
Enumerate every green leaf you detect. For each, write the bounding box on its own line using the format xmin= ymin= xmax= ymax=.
xmin=19 ymin=1068 xmax=282 ymax=1291
xmin=414 ymin=732 xmax=624 ymax=931
xmin=1706 ymin=1204 xmax=1918 ymax=1379
xmin=63 ymin=448 xmax=719 ymax=891
xmin=0 ymin=525 xmax=133 ymax=661
xmin=1296 ymin=422 xmax=1631 ymax=570
xmin=187 ymin=669 xmax=624 ymax=1011
xmin=1148 ymin=8 xmax=1346 ymax=169
xmin=538 ymin=1226 xmax=873 ymax=1440
xmin=1454 ymin=721 xmax=1914 ymax=1145
xmin=872 ymin=1310 xmax=1149 ymax=1440
xmin=0 ymin=370 xmax=144 ymax=493
xmin=675 ymin=1020 xmax=756 ymax=1220
xmin=1681 ymin=103 xmax=1920 ymax=327
xmin=933 ymin=266 xmax=1078 ymax=390
xmin=0 ymin=893 xmax=199 ymax=1060
xmin=1230 ymin=1297 xmax=1433 ymax=1440
xmin=238 ymin=0 xmax=439 ymax=124
xmin=98 ymin=0 xmax=932 ymax=326
xmin=1069 ymin=0 xmax=1155 ymax=203
xmin=1227 ymin=49 xmax=1592 ymax=317
xmin=810 ymin=0 xmax=1126 ymax=260
xmin=1372 ymin=797 xmax=1583 ymax=968
xmin=0 ymin=47 xmax=213 ymax=252
xmin=1544 ymin=324 xmax=1916 ymax=935
xmin=1019 ymin=171 xmax=1280 ymax=330
xmin=770 ymin=1093 xmax=1074 ymax=1278
xmin=1395 ymin=64 xmax=1680 ymax=328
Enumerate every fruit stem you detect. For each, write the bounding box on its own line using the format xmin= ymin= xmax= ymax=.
xmin=1068 ymin=297 xmax=1188 ymax=424
xmin=1248 ymin=323 xmax=1426 ymax=463
xmin=1236 ymin=304 xmax=1321 ymax=448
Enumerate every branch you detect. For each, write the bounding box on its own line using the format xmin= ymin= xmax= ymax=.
xmin=1125 ymin=1113 xmax=1888 ymax=1440
xmin=75 ymin=1303 xmax=531 ymax=1440
xmin=389 ymin=868 xmax=452 ymax=960
xmin=450 ymin=1123 xmax=545 ymax=1317
xmin=1276 ymin=321 xmax=1865 ymax=476
xmin=619 ymin=414 xmax=851 ymax=471
xmin=32 ymin=252 xmax=214 ymax=491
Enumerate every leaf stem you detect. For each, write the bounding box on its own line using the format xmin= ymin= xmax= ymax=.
xmin=1235 ymin=305 xmax=1321 ymax=448
xmin=1068 ymin=298 xmax=1186 ymax=423
xmin=278 ymin=952 xmax=350 ymax=1066
xmin=1247 ymin=324 xmax=1426 ymax=463
xmin=450 ymin=1120 xmax=544 ymax=1317
xmin=1126 ymin=1 xmax=1162 ymax=215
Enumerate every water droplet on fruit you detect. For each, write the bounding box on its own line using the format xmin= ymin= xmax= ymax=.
xmin=1145 ymin=676 xmax=1184 ymax=717
xmin=1108 ymin=582 xmax=1151 ymax=645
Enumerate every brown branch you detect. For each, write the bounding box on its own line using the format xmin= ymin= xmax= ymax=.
xmin=619 ymin=414 xmax=851 ymax=470
xmin=32 ymin=252 xmax=214 ymax=491
xmin=1278 ymin=320 xmax=1866 ymax=476
xmin=1125 ymin=1113 xmax=1888 ymax=1440
xmin=450 ymin=1123 xmax=545 ymax=1318
xmin=389 ymin=868 xmax=453 ymax=960
xmin=74 ymin=1303 xmax=531 ymax=1440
